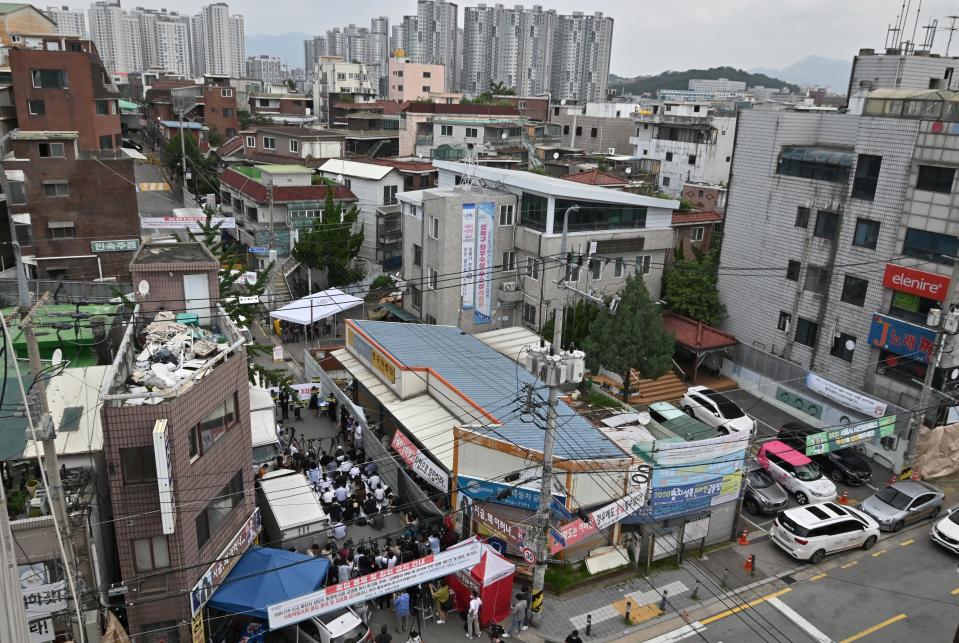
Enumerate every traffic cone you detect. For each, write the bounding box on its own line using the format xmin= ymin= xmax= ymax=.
xmin=888 ymin=473 xmax=899 ymax=485
xmin=743 ymin=555 xmax=753 ymax=572
xmin=738 ymin=529 xmax=749 ymax=545
xmin=839 ymin=490 xmax=849 ymax=505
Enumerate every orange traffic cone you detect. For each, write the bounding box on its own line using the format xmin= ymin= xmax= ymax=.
xmin=738 ymin=529 xmax=749 ymax=545
xmin=743 ymin=555 xmax=753 ymax=572
xmin=839 ymin=490 xmax=849 ymax=505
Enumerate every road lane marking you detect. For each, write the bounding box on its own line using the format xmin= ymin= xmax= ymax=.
xmin=839 ymin=614 xmax=907 ymax=643
xmin=644 ymin=622 xmax=707 ymax=643
xmin=840 ymin=561 xmax=858 ymax=569
xmin=138 ymin=181 xmax=170 ymax=191
xmin=900 ymin=539 xmax=915 ymax=546
xmin=871 ymin=549 xmax=888 ymax=557
xmin=767 ymin=597 xmax=832 ymax=643
xmin=865 ymin=483 xmax=879 ymax=491
xmin=699 ymin=588 xmax=792 ymax=625
xmin=808 ymin=573 xmax=827 ymax=582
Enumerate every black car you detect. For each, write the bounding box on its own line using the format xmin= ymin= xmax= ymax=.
xmin=121 ymin=137 xmax=142 ymax=151
xmin=778 ymin=422 xmax=872 ymax=485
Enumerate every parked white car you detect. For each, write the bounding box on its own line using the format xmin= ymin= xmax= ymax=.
xmin=770 ymin=502 xmax=880 ymax=564
xmin=930 ymin=505 xmax=959 ymax=554
xmin=758 ymin=441 xmax=837 ymax=505
xmin=680 ymin=386 xmax=755 ymax=435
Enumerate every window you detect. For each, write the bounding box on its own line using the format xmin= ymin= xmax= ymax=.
xmin=422 ymin=71 xmax=431 ymax=78
xmin=794 ymin=317 xmax=819 ymax=347
xmin=831 ymin=332 xmax=857 ymax=362
xmin=428 ymin=216 xmax=439 ymax=239
xmin=878 ymin=348 xmax=927 ymax=382
xmin=189 ymin=393 xmax=238 ymax=458
xmin=890 ymin=289 xmax=938 ymax=324
xmin=289 ymin=139 xmax=300 ymax=153
xmin=133 ymin=535 xmax=170 ymax=572
xmin=590 ymin=127 xmax=598 ymax=138
xmin=554 ymin=106 xmax=560 ymax=116
xmin=412 ymin=243 xmax=422 ymax=267
xmin=98 ymin=135 xmax=113 ymax=150
xmin=840 ymin=275 xmax=868 ymax=307
xmin=410 ymin=285 xmax=422 ymax=310
xmin=502 ymin=251 xmax=515 ymax=271
xmin=853 ymin=218 xmax=880 ymax=249
xmin=383 ymin=185 xmax=398 ymax=205
xmin=422 ymin=85 xmax=431 ymax=93
xmin=42 ymin=181 xmax=69 ymax=197
xmin=813 ymin=210 xmax=840 ymax=240
xmin=27 ymin=100 xmax=44 ymax=115
xmin=342 ymin=178 xmax=351 ymax=190
xmin=786 ymin=260 xmax=801 ymax=281
xmin=803 ymin=266 xmax=830 ymax=295
xmin=221 ymin=88 xmax=233 ymax=97
xmin=635 ymin=254 xmax=651 ymax=275
xmin=690 ymin=226 xmax=704 ymax=242
xmin=31 ymin=69 xmax=68 ymax=88
xmin=499 ymin=204 xmax=515 ymax=226
xmin=590 ymin=258 xmax=602 ymax=280
xmin=245 ymin=135 xmax=255 ymax=148
xmin=522 ymin=302 xmax=537 ymax=326
xmin=428 ymin=267 xmax=438 ymax=289
xmin=563 ymin=125 xmax=569 ymax=135
xmin=614 ymin=257 xmax=624 ymax=277
xmin=795 ymin=206 xmax=810 ymax=228
xmin=48 ymin=222 xmax=74 ymax=239
xmin=776 ymin=146 xmax=851 ymax=183
xmin=554 ymin=199 xmax=648 ymax=232
xmin=465 ymin=127 xmax=478 ymax=138
xmin=8 ymin=181 xmax=26 ymax=205
xmin=196 ymin=471 xmax=243 ymax=549
xmin=223 ymin=108 xmax=233 ymax=118
xmin=95 ymin=100 xmax=109 ymax=115
xmin=440 ymin=125 xmax=453 ymax=136
xmin=688 ymin=154 xmax=697 ymax=165
xmin=777 ymin=311 xmax=792 ymax=332
xmin=851 ymin=154 xmax=882 ymax=200
xmin=262 ymin=137 xmax=276 ymax=150
xmin=397 ymin=84 xmax=403 ymax=91
xmin=665 ymin=152 xmax=673 ymax=162
xmin=526 ymin=256 xmax=539 ymax=279
xmin=121 ymin=446 xmax=156 ymax=484
xmin=395 ymin=70 xmax=403 ymax=77
xmin=916 ymin=164 xmax=955 ymax=193
xmin=575 ymin=126 xmax=582 ymax=136
xmin=518 ymin=100 xmax=527 ymax=109
xmin=902 ymin=228 xmax=959 ymax=263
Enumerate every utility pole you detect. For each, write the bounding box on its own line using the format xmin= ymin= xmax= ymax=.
xmin=267 ymin=180 xmax=277 ymax=308
xmin=905 ymin=255 xmax=959 ymax=475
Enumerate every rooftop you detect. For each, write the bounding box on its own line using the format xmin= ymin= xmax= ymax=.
xmin=662 ymin=311 xmax=737 ymax=352
xmin=22 ymin=366 xmax=109 ymax=457
xmin=131 ymin=242 xmax=217 ymax=266
xmin=220 ymin=168 xmax=356 ymax=204
xmin=10 ymin=130 xmax=77 ymax=141
xmin=349 ymin=320 xmax=626 ymax=460
xmin=561 ymin=169 xmax=630 ymax=187
xmin=159 ymin=120 xmax=206 ymax=130
xmin=404 ymin=103 xmax=520 ymax=116
xmin=671 ymin=210 xmax=723 ymax=226
xmin=318 ymin=158 xmax=395 ymax=181
xmin=254 ymin=126 xmax=345 ymax=139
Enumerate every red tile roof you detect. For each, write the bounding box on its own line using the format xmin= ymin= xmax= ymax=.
xmin=244 ymin=151 xmax=332 ymax=168
xmin=215 ymin=136 xmax=244 ymax=157
xmin=662 ymin=311 xmax=737 ymax=352
xmin=357 ymin=156 xmax=436 ymax=173
xmin=671 ymin=210 xmax=723 ymax=225
xmin=561 ymin=169 xmax=628 ymax=186
xmin=220 ymin=168 xmax=356 ymax=204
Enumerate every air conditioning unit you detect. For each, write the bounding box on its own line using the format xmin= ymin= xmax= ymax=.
xmin=501 ymin=281 xmax=517 ymax=292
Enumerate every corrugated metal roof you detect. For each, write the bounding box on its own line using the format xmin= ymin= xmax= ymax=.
xmin=319 ymin=158 xmax=394 ymax=181
xmin=352 ymin=321 xmax=626 ymax=460
xmin=474 ymin=326 xmax=550 ymax=362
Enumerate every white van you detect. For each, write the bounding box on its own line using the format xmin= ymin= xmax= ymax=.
xmin=292 ymin=608 xmax=371 ymax=643
xmin=250 ymin=387 xmax=280 ymax=472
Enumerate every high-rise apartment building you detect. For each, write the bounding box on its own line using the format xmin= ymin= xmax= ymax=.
xmin=199 ymin=3 xmax=244 ymax=77
xmin=246 ymin=54 xmax=282 ymax=84
xmin=304 ymin=18 xmax=389 ymax=95
xmin=412 ymin=0 xmax=458 ymax=90
xmin=551 ymin=11 xmax=613 ymax=102
xmin=46 ymin=5 xmax=86 ymax=37
xmin=89 ymin=1 xmax=140 ymax=73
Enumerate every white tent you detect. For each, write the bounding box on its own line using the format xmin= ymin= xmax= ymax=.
xmin=269 ymin=288 xmax=364 ymax=326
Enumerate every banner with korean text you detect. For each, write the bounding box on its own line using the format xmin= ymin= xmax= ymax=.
xmin=462 ymin=204 xmax=475 ymax=310
xmin=391 ymin=429 xmax=450 ymax=491
xmin=474 ymin=202 xmax=495 ymax=324
xmin=549 ymin=487 xmax=648 ymax=554
xmin=268 ymin=540 xmax=483 ymax=629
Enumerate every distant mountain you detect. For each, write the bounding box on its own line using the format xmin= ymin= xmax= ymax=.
xmin=750 ymin=56 xmax=852 ymax=93
xmin=246 ymin=32 xmax=311 ymax=69
xmin=609 ymin=66 xmax=799 ymax=96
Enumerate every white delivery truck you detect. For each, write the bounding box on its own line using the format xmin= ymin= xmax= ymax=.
xmin=250 ymin=387 xmax=281 ymax=473
xmin=257 ymin=469 xmax=328 ymax=550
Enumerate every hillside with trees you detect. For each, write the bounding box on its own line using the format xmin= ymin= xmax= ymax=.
xmin=610 ymin=66 xmax=800 ymax=96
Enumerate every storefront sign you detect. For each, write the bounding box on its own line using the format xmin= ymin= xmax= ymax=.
xmin=22 ymin=581 xmax=67 ymax=617
xmin=805 ymin=372 xmax=888 ymax=418
xmin=28 ymin=616 xmax=54 ymax=643
xmin=472 ymin=503 xmax=528 ymax=546
xmin=140 ymin=216 xmax=236 ymax=230
xmin=91 ymin=239 xmax=139 ymax=253
xmin=457 ymin=475 xmax=565 ymax=512
xmin=461 ymin=204 xmax=475 ymax=310
xmin=190 ymin=509 xmax=262 ymax=615
xmin=867 ymin=313 xmax=936 ymax=363
xmin=549 ymin=487 xmax=648 ymax=554
xmin=267 ymin=540 xmax=483 ymax=628
xmin=370 ymin=350 xmax=396 ymax=384
xmin=804 ymin=415 xmax=897 ymax=456
xmin=191 ymin=612 xmax=205 ymax=643
xmin=390 ymin=430 xmax=449 ymax=491
xmin=348 ymin=327 xmax=398 ymax=386
xmin=153 ymin=419 xmax=176 ymax=535
xmin=882 ymin=264 xmax=950 ymax=301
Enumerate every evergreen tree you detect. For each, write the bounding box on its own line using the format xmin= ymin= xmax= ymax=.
xmin=292 ymin=192 xmax=365 ymax=288
xmin=541 ymin=299 xmax=600 ymax=349
xmin=662 ymin=244 xmax=726 ymax=325
xmin=583 ymin=275 xmax=675 ymax=402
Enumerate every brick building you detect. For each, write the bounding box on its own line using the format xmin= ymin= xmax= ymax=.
xmin=3 ymin=130 xmax=140 ymax=279
xmin=10 ymin=35 xmax=122 ymax=151
xmin=241 ymin=125 xmax=345 ymax=167
xmin=145 ymin=77 xmax=240 ymax=139
xmin=99 ymin=243 xmax=255 ymax=642
xmin=248 ymin=90 xmax=314 ymax=125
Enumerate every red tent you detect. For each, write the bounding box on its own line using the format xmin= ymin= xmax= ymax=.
xmin=447 ymin=539 xmax=516 ymax=627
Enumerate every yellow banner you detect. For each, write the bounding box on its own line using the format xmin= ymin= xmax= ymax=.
xmin=192 ymin=612 xmax=205 ymax=643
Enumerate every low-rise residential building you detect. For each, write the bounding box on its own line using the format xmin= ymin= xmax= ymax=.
xmin=248 ymin=88 xmax=315 ymax=126
xmin=218 ymin=164 xmax=357 ymax=266
xmin=399 ymin=161 xmax=678 ymax=333
xmin=671 ymin=209 xmax=723 ymax=259
xmin=387 ymin=56 xmax=445 ymax=101
xmin=312 ymin=56 xmax=377 ymax=126
xmin=145 ymin=76 xmax=240 ymax=139
xmin=241 ymin=125 xmax=345 ymax=167
xmin=630 ymin=101 xmax=736 ymax=196
xmin=680 ymin=181 xmax=727 ymax=211
xmin=398 ymin=102 xmax=521 ymax=157
xmin=550 ymin=101 xmax=643 ymax=155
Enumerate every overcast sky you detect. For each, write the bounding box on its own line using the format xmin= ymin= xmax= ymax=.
xmin=80 ymin=0 xmax=959 ymax=74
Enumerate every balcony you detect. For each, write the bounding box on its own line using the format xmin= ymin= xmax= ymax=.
xmin=496 ymin=281 xmax=523 ymax=303
xmin=415 ymin=134 xmax=434 ymax=147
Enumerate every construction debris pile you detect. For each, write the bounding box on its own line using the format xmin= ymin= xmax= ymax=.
xmin=121 ymin=311 xmax=229 ymax=404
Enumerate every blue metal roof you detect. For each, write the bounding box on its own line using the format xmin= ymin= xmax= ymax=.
xmin=353 ymin=320 xmax=626 ymax=460
xmin=159 ymin=120 xmax=205 ymax=130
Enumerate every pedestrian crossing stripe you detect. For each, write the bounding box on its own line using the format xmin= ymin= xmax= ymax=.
xmin=138 ymin=181 xmax=171 ymax=191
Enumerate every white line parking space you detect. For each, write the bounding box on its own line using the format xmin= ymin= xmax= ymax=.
xmin=766 ymin=597 xmax=832 ymax=643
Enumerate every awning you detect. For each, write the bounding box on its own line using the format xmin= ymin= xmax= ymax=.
xmin=661 ymin=311 xmax=737 ymax=353
xmin=11 ymin=213 xmax=30 ymax=225
xmin=269 ymin=288 xmax=364 ymax=326
xmin=380 ymin=302 xmax=418 ymax=322
xmin=207 ymin=546 xmax=329 ymax=621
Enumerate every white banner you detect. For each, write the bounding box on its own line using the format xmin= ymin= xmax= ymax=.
xmin=140 ymin=216 xmax=236 ymax=231
xmin=28 ymin=616 xmax=54 ymax=643
xmin=153 ymin=419 xmax=176 ymax=535
xmin=22 ymin=581 xmax=67 ymax=617
xmin=653 ymin=432 xmax=750 ymax=467
xmin=268 ymin=540 xmax=483 ymax=629
xmin=805 ymin=372 xmax=887 ymax=419
xmin=474 ymin=202 xmax=494 ymax=324
xmin=390 ymin=430 xmax=449 ymax=491
xmin=462 ymin=204 xmax=475 ymax=310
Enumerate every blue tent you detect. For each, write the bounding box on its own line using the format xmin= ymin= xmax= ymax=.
xmin=207 ymin=546 xmax=329 ymax=621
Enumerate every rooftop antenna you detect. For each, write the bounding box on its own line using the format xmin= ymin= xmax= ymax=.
xmin=942 ymin=16 xmax=959 ymax=56
xmin=910 ymin=0 xmax=923 ymax=52
xmin=922 ymin=18 xmax=938 ymax=51
xmin=461 ymin=142 xmax=478 ymax=187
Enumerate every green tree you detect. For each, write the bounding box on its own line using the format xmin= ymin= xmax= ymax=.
xmin=583 ymin=275 xmax=674 ymax=402
xmin=663 ymin=244 xmax=726 ymax=325
xmin=286 ymin=79 xmax=297 ymax=91
xmin=292 ymin=192 xmax=365 ymax=288
xmin=542 ymin=299 xmax=600 ymax=349
xmin=164 ymin=132 xmax=217 ymax=196
xmin=206 ymin=127 xmax=225 ymax=147
xmin=238 ymin=109 xmax=269 ymax=130
xmin=489 ymin=80 xmax=515 ymax=96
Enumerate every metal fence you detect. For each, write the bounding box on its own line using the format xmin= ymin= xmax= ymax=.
xmin=0 ymin=278 xmax=132 ymax=306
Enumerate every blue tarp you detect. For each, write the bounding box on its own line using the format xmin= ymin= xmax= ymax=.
xmin=207 ymin=546 xmax=329 ymax=621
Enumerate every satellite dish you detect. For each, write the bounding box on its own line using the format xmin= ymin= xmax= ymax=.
xmin=844 ymin=339 xmax=856 ymax=352
xmin=625 ymin=167 xmax=632 ymax=175
xmin=417 ymin=152 xmax=424 ymax=159
xmin=552 ymin=152 xmax=559 ymax=160
xmin=501 ymin=130 xmax=508 ymax=139
xmin=335 ymin=174 xmax=343 ymax=184
xmin=51 ymin=349 xmax=62 ymax=366
xmin=138 ymin=280 xmax=150 ymax=296
xmin=560 ymin=98 xmax=567 ymax=106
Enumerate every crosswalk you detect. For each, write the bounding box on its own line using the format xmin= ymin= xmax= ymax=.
xmin=138 ymin=181 xmax=170 ymax=192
